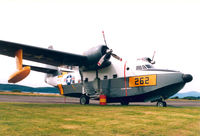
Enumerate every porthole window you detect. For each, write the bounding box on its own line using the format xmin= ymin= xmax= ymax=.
xmin=85 ymin=78 xmax=88 ymax=82
xmin=113 ymin=74 xmax=117 ymax=78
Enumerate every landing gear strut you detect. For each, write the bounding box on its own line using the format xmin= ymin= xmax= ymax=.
xmin=156 ymin=100 xmax=167 ymax=107
xmin=80 ymin=95 xmax=90 ymax=105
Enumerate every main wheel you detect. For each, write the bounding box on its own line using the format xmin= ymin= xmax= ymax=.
xmin=120 ymin=100 xmax=129 ymax=105
xmin=157 ymin=101 xmax=167 ymax=107
xmin=80 ymin=95 xmax=90 ymax=105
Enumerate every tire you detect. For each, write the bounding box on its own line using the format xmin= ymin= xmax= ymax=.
xmin=80 ymin=95 xmax=90 ymax=105
xmin=120 ymin=100 xmax=129 ymax=105
xmin=157 ymin=101 xmax=167 ymax=107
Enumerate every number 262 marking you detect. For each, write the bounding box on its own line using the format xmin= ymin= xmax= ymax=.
xmin=135 ymin=77 xmax=149 ymax=85
xmin=129 ymin=75 xmax=157 ymax=87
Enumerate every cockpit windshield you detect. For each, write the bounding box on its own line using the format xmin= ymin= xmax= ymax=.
xmin=136 ymin=64 xmax=154 ymax=70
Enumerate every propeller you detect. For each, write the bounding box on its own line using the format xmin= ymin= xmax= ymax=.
xmin=152 ymin=51 xmax=156 ymax=61
xmin=137 ymin=51 xmax=156 ymax=64
xmin=97 ymin=31 xmax=122 ymax=67
xmin=150 ymin=51 xmax=156 ymax=64
xmin=97 ymin=49 xmax=122 ymax=66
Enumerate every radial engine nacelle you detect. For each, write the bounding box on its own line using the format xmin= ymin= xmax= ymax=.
xmin=82 ymin=45 xmax=109 ymax=70
xmin=82 ymin=45 xmax=122 ymax=71
xmin=8 ymin=49 xmax=30 ymax=83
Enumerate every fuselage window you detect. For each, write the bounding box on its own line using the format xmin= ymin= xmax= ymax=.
xmin=113 ymin=74 xmax=117 ymax=78
xmin=85 ymin=78 xmax=88 ymax=82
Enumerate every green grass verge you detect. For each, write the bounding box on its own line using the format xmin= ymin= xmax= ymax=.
xmin=0 ymin=103 xmax=199 ymax=136
xmin=0 ymin=92 xmax=61 ymax=97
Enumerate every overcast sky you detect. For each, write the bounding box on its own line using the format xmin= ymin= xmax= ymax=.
xmin=0 ymin=0 xmax=199 ymax=93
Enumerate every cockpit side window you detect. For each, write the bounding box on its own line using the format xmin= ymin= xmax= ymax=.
xmin=142 ymin=65 xmax=147 ymax=70
xmin=145 ymin=65 xmax=154 ymax=68
xmin=136 ymin=66 xmax=142 ymax=70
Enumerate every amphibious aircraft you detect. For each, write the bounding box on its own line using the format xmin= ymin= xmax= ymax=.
xmin=0 ymin=37 xmax=193 ymax=107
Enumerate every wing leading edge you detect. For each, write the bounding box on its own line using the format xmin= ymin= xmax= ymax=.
xmin=0 ymin=40 xmax=88 ymax=66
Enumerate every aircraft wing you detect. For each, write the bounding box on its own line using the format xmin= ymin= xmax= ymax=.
xmin=0 ymin=40 xmax=88 ymax=66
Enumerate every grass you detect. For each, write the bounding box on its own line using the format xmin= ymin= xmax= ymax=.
xmin=0 ymin=91 xmax=61 ymax=97
xmin=0 ymin=103 xmax=199 ymax=136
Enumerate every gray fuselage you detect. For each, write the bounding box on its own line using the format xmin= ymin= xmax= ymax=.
xmin=59 ymin=59 xmax=192 ymax=103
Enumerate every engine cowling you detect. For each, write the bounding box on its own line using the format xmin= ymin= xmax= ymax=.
xmin=82 ymin=45 xmax=111 ymax=70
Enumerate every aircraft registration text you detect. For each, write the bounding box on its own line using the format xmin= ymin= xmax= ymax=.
xmin=129 ymin=75 xmax=157 ymax=87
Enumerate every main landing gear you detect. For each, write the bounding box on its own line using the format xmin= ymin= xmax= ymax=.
xmin=156 ymin=100 xmax=167 ymax=107
xmin=120 ymin=100 xmax=129 ymax=105
xmin=80 ymin=94 xmax=90 ymax=105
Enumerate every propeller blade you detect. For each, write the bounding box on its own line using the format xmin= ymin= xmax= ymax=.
xmin=152 ymin=51 xmax=156 ymax=61
xmin=111 ymin=53 xmax=122 ymax=61
xmin=102 ymin=31 xmax=107 ymax=46
xmin=97 ymin=54 xmax=106 ymax=66
xmin=151 ymin=51 xmax=156 ymax=64
xmin=97 ymin=48 xmax=122 ymax=67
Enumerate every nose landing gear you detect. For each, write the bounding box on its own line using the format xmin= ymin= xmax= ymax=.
xmin=156 ymin=100 xmax=167 ymax=107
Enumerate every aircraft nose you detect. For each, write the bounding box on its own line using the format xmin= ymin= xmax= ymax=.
xmin=182 ymin=74 xmax=193 ymax=83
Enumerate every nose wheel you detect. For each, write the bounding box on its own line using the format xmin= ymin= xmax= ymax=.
xmin=156 ymin=101 xmax=167 ymax=107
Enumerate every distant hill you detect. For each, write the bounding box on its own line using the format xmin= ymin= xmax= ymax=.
xmin=0 ymin=84 xmax=59 ymax=94
xmin=172 ymin=91 xmax=200 ymax=98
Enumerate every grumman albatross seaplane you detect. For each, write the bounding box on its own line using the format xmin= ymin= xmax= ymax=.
xmin=0 ymin=37 xmax=192 ymax=107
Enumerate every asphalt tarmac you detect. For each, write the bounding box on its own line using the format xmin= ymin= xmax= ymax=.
xmin=0 ymin=95 xmax=199 ymax=107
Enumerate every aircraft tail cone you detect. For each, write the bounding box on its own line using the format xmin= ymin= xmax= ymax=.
xmin=183 ymin=74 xmax=193 ymax=83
